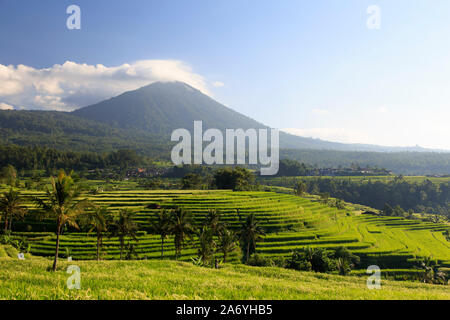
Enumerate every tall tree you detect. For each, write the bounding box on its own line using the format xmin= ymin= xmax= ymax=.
xmin=169 ymin=208 xmax=195 ymax=260
xmin=217 ymin=229 xmax=238 ymax=263
xmin=197 ymin=226 xmax=215 ymax=266
xmin=204 ymin=209 xmax=226 ymax=236
xmin=0 ymin=188 xmax=26 ymax=233
xmin=150 ymin=209 xmax=172 ymax=259
xmin=35 ymin=170 xmax=87 ymax=271
xmin=238 ymin=213 xmax=265 ymax=263
xmin=110 ymin=209 xmax=138 ymax=260
xmin=83 ymin=206 xmax=112 ymax=261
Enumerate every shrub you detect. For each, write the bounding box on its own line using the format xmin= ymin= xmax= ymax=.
xmin=287 ymin=247 xmax=336 ymax=273
xmin=247 ymin=254 xmax=275 ymax=267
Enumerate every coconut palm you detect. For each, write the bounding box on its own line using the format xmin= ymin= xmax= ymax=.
xmin=238 ymin=213 xmax=265 ymax=263
xmin=35 ymin=170 xmax=88 ymax=271
xmin=110 ymin=209 xmax=138 ymax=260
xmin=217 ymin=229 xmax=238 ymax=263
xmin=0 ymin=188 xmax=26 ymax=233
xmin=83 ymin=206 xmax=112 ymax=261
xmin=197 ymin=226 xmax=215 ymax=266
xmin=204 ymin=209 xmax=226 ymax=236
xmin=169 ymin=208 xmax=195 ymax=260
xmin=150 ymin=209 xmax=172 ymax=259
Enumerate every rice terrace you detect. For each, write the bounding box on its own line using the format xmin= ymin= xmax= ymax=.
xmin=1 ymin=176 xmax=449 ymax=300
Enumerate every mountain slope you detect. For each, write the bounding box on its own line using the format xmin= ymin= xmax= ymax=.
xmin=73 ymin=81 xmax=266 ymax=135
xmin=72 ymin=81 xmax=441 ymax=152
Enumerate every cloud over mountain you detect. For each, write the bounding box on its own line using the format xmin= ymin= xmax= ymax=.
xmin=0 ymin=60 xmax=208 ymax=111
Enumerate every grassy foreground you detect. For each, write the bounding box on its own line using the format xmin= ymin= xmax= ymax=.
xmin=1 ymin=256 xmax=449 ymax=300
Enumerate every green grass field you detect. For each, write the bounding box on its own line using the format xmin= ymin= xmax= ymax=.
xmin=6 ymin=188 xmax=450 ymax=270
xmin=1 ymin=182 xmax=449 ymax=300
xmin=1 ymin=253 xmax=449 ymax=300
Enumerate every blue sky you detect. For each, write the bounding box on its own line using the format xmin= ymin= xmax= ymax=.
xmin=1 ymin=0 xmax=450 ymax=149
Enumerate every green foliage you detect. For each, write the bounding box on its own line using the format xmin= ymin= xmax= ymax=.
xmin=181 ymin=173 xmax=204 ymax=190
xmin=287 ymin=247 xmax=336 ymax=273
xmin=0 ymin=165 xmax=17 ymax=186
xmin=197 ymin=226 xmax=215 ymax=266
xmin=0 ymin=188 xmax=26 ymax=233
xmin=150 ymin=209 xmax=172 ymax=259
xmin=217 ymin=229 xmax=238 ymax=263
xmin=169 ymin=208 xmax=196 ymax=260
xmin=109 ymin=209 xmax=139 ymax=260
xmin=34 ymin=170 xmax=88 ymax=271
xmin=238 ymin=213 xmax=265 ymax=263
xmin=214 ymin=167 xmax=255 ymax=191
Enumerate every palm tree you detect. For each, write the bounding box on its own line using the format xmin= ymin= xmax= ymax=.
xmin=35 ymin=170 xmax=87 ymax=271
xmin=150 ymin=209 xmax=171 ymax=259
xmin=0 ymin=188 xmax=26 ymax=233
xmin=217 ymin=229 xmax=237 ymax=263
xmin=197 ymin=226 xmax=215 ymax=266
xmin=204 ymin=209 xmax=225 ymax=236
xmin=239 ymin=213 xmax=265 ymax=263
xmin=110 ymin=209 xmax=138 ymax=260
xmin=83 ymin=206 xmax=111 ymax=261
xmin=169 ymin=208 xmax=195 ymax=260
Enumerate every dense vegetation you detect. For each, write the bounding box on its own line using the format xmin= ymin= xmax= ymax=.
xmin=261 ymin=175 xmax=450 ymax=217
xmin=280 ymin=149 xmax=450 ymax=175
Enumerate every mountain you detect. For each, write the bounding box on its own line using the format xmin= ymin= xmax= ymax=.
xmin=72 ymin=81 xmax=442 ymax=152
xmin=1 ymin=81 xmax=449 ymax=174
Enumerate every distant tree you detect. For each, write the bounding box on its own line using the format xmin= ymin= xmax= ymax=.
xmin=1 ymin=165 xmax=17 ymax=187
xmin=334 ymin=199 xmax=345 ymax=210
xmin=204 ymin=209 xmax=226 ymax=236
xmin=197 ymin=226 xmax=215 ymax=266
xmin=35 ymin=170 xmax=88 ymax=271
xmin=150 ymin=209 xmax=172 ymax=259
xmin=333 ymin=247 xmax=360 ymax=275
xmin=82 ymin=206 xmax=112 ymax=261
xmin=0 ymin=188 xmax=26 ymax=233
xmin=287 ymin=247 xmax=336 ymax=273
xmin=238 ymin=213 xmax=265 ymax=263
xmin=214 ymin=167 xmax=255 ymax=191
xmin=382 ymin=203 xmax=393 ymax=216
xmin=392 ymin=205 xmax=406 ymax=217
xmin=294 ymin=180 xmax=307 ymax=196
xmin=181 ymin=173 xmax=203 ymax=189
xmin=417 ymin=257 xmax=448 ymax=285
xmin=217 ymin=229 xmax=238 ymax=263
xmin=169 ymin=208 xmax=196 ymax=260
xmin=319 ymin=192 xmax=330 ymax=204
xmin=110 ymin=209 xmax=138 ymax=260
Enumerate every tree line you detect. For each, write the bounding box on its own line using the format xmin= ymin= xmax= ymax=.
xmin=286 ymin=176 xmax=449 ymax=217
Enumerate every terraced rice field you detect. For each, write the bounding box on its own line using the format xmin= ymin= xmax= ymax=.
xmin=8 ymin=188 xmax=450 ymax=271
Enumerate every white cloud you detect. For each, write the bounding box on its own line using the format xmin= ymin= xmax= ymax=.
xmin=212 ymin=81 xmax=225 ymax=88
xmin=0 ymin=60 xmax=209 ymax=111
xmin=0 ymin=102 xmax=14 ymax=110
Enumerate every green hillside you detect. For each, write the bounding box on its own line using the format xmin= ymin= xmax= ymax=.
xmin=1 ymin=257 xmax=449 ymax=300
xmin=8 ymin=188 xmax=450 ymax=270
